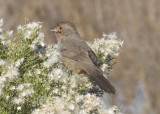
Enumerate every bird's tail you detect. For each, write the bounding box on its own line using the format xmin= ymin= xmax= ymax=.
xmin=87 ymin=68 xmax=116 ymax=94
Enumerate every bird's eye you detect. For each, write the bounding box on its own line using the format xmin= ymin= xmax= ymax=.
xmin=59 ymin=27 xmax=62 ymax=29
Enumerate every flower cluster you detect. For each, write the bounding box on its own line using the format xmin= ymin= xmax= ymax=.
xmin=0 ymin=18 xmax=3 ymax=33
xmin=0 ymin=18 xmax=13 ymax=45
xmin=88 ymin=32 xmax=123 ymax=74
xmin=0 ymin=19 xmax=123 ymax=114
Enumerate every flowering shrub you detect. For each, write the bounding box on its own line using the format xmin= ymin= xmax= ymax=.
xmin=0 ymin=18 xmax=123 ymax=114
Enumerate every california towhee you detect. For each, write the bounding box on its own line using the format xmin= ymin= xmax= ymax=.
xmin=51 ymin=22 xmax=115 ymax=94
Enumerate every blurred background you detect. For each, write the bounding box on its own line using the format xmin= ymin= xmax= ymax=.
xmin=0 ymin=0 xmax=160 ymax=114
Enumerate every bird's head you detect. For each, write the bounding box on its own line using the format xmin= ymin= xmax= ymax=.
xmin=51 ymin=21 xmax=78 ymax=40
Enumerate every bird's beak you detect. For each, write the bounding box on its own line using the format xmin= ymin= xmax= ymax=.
xmin=50 ymin=27 xmax=58 ymax=32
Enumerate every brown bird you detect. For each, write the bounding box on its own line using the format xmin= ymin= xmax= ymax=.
xmin=51 ymin=22 xmax=115 ymax=94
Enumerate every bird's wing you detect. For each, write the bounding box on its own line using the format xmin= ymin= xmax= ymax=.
xmin=61 ymin=39 xmax=100 ymax=68
xmin=87 ymin=49 xmax=101 ymax=68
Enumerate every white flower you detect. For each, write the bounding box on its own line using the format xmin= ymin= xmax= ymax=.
xmin=69 ymin=76 xmax=77 ymax=88
xmin=35 ymin=69 xmax=41 ymax=75
xmin=46 ymin=86 xmax=50 ymax=90
xmin=108 ymin=32 xmax=117 ymax=39
xmin=40 ymin=42 xmax=45 ymax=47
xmin=106 ymin=106 xmax=122 ymax=114
xmin=3 ymin=65 xmax=19 ymax=80
xmin=17 ymin=25 xmax=24 ymax=31
xmin=0 ymin=18 xmax=3 ymax=27
xmin=25 ymin=83 xmax=31 ymax=87
xmin=20 ymin=92 xmax=26 ymax=97
xmin=48 ymin=68 xmax=64 ymax=81
xmin=0 ymin=18 xmax=3 ymax=33
xmin=24 ymin=30 xmax=32 ymax=40
xmin=75 ymin=95 xmax=83 ymax=102
xmin=0 ymin=59 xmax=6 ymax=66
xmin=43 ymin=45 xmax=60 ymax=68
xmin=15 ymin=58 xmax=24 ymax=67
xmin=10 ymin=86 xmax=16 ymax=90
xmin=83 ymin=93 xmax=103 ymax=111
xmin=6 ymin=95 xmax=10 ymax=100
xmin=68 ymin=104 xmax=75 ymax=110
xmin=39 ymin=32 xmax=44 ymax=39
xmin=17 ymin=106 xmax=21 ymax=110
xmin=13 ymin=97 xmax=24 ymax=104
xmin=1 ymin=39 xmax=11 ymax=45
xmin=28 ymin=71 xmax=32 ymax=76
xmin=17 ymin=84 xmax=24 ymax=91
xmin=7 ymin=30 xmax=13 ymax=38
xmin=30 ymin=44 xmax=37 ymax=50
xmin=0 ymin=76 xmax=6 ymax=85
xmin=54 ymin=69 xmax=63 ymax=77
xmin=0 ymin=31 xmax=12 ymax=45
xmin=52 ymin=88 xmax=59 ymax=94
xmin=20 ymin=88 xmax=34 ymax=97
xmin=101 ymin=64 xmax=108 ymax=72
xmin=27 ymin=22 xmax=39 ymax=30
